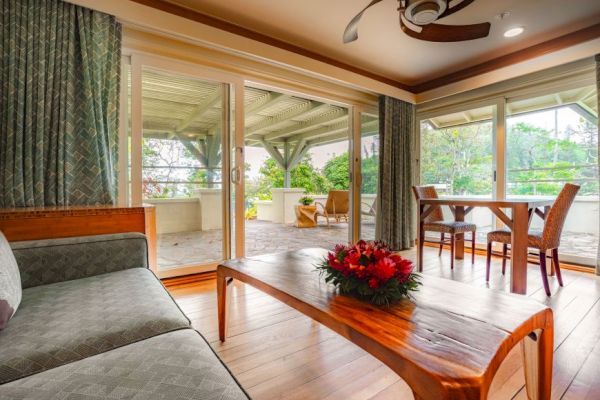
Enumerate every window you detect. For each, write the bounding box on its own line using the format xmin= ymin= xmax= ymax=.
xmin=417 ymin=83 xmax=598 ymax=266
xmin=420 ymin=105 xmax=495 ymax=242
xmin=506 ymin=86 xmax=598 ymax=263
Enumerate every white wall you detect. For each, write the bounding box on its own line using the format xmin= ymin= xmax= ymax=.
xmin=145 ymin=198 xmax=201 ymax=234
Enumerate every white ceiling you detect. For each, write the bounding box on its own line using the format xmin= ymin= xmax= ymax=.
xmin=166 ymin=0 xmax=600 ymax=86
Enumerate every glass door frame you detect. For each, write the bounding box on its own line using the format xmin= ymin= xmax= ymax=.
xmin=125 ymin=53 xmax=246 ymax=278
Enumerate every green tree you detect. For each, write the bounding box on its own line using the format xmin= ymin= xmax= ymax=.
xmin=421 ymin=122 xmax=493 ymax=196
xmin=254 ymin=154 xmax=329 ymax=199
xmin=323 ymin=152 xmax=350 ymax=190
xmin=361 ymin=139 xmax=379 ymax=194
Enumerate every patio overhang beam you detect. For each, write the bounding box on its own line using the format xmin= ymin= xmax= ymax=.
xmin=175 ymin=89 xmax=222 ymax=133
xmin=262 ymin=108 xmax=348 ymax=142
xmin=245 ymin=92 xmax=291 ymax=116
xmin=288 ymin=139 xmax=308 ymax=170
xmin=259 ymin=138 xmax=286 ymax=169
xmin=178 ymin=135 xmax=208 ymax=166
xmin=245 ymin=101 xmax=325 ymax=136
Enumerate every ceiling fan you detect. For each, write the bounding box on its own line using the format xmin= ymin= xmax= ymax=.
xmin=343 ymin=0 xmax=491 ymax=43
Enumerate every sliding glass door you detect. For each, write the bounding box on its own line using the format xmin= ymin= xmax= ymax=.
xmin=126 ymin=55 xmax=244 ymax=278
xmin=123 ymin=55 xmax=382 ymax=275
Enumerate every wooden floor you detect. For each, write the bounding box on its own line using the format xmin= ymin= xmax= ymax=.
xmin=166 ymin=247 xmax=600 ymax=400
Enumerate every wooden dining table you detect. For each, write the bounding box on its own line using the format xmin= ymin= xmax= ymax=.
xmin=417 ymin=198 xmax=554 ymax=295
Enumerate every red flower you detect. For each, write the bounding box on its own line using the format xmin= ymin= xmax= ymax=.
xmin=327 ymin=252 xmax=346 ymax=273
xmin=368 ymin=278 xmax=379 ymax=289
xmin=344 ymin=250 xmax=361 ymax=268
xmin=373 ymin=257 xmax=396 ymax=282
xmin=396 ymin=258 xmax=414 ymax=282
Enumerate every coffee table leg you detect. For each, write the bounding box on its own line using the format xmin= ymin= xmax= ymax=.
xmin=521 ymin=327 xmax=553 ymax=400
xmin=217 ymin=269 xmax=231 ymax=342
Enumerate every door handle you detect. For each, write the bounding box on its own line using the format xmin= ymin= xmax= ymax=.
xmin=230 ymin=167 xmax=241 ymax=184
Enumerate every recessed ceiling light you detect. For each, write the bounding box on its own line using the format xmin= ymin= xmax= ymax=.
xmin=504 ymin=27 xmax=524 ymax=38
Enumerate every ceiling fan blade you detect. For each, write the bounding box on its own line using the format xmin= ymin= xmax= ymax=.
xmin=343 ymin=0 xmax=384 ymax=43
xmin=400 ymin=17 xmax=490 ymax=42
xmin=438 ymin=0 xmax=476 ymax=19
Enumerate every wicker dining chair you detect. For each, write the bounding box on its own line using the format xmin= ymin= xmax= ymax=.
xmin=412 ymin=186 xmax=476 ymax=269
xmin=485 ymin=183 xmax=580 ymax=296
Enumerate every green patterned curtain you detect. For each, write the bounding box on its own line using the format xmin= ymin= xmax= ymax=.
xmin=375 ymin=96 xmax=416 ymax=250
xmin=1 ymin=0 xmax=121 ymax=207
xmin=596 ymin=54 xmax=600 ymax=275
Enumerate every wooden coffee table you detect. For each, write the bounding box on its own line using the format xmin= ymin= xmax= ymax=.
xmin=217 ymin=249 xmax=553 ymax=400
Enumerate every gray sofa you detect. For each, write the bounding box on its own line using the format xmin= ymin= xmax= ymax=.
xmin=0 ymin=233 xmax=248 ymax=400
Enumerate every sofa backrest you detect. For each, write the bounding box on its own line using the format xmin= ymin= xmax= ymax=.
xmin=9 ymin=233 xmax=149 ymax=288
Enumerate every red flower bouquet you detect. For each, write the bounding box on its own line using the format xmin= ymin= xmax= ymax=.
xmin=317 ymin=240 xmax=420 ymax=306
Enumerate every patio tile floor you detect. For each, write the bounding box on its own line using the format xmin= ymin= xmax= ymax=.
xmin=156 ymin=219 xmax=596 ymax=271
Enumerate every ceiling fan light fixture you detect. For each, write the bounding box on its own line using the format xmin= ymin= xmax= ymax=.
xmin=503 ymin=26 xmax=524 ymax=38
xmin=404 ymin=0 xmax=446 ymax=25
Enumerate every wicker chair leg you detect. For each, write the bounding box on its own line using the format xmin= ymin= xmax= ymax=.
xmin=552 ymin=248 xmax=564 ymax=287
xmin=439 ymin=233 xmax=444 ymax=257
xmin=539 ymin=251 xmax=551 ymax=296
xmin=485 ymin=242 xmax=492 ymax=282
xmin=471 ymin=232 xmax=476 ymax=265
xmin=501 ymin=244 xmax=508 ymax=275
xmin=450 ymin=234 xmax=455 ymax=270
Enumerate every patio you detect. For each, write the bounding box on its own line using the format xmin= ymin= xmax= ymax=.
xmin=157 ymin=219 xmax=375 ymax=270
xmin=156 ymin=216 xmax=596 ymax=271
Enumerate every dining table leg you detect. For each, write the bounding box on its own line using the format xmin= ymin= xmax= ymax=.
xmin=454 ymin=206 xmax=465 ymax=260
xmin=511 ymin=203 xmax=530 ymax=294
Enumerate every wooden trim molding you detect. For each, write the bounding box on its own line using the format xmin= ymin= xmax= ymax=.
xmin=126 ymin=0 xmax=600 ymax=96
xmin=161 ymin=271 xmax=216 ymax=288
xmin=129 ymin=0 xmax=410 ymax=91
xmin=0 ymin=204 xmax=158 ymax=271
xmin=411 ymin=23 xmax=600 ymax=93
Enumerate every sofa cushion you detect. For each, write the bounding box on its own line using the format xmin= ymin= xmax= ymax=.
xmin=10 ymin=233 xmax=149 ymax=289
xmin=0 ymin=232 xmax=22 ymax=330
xmin=0 ymin=329 xmax=249 ymax=400
xmin=0 ymin=268 xmax=190 ymax=384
